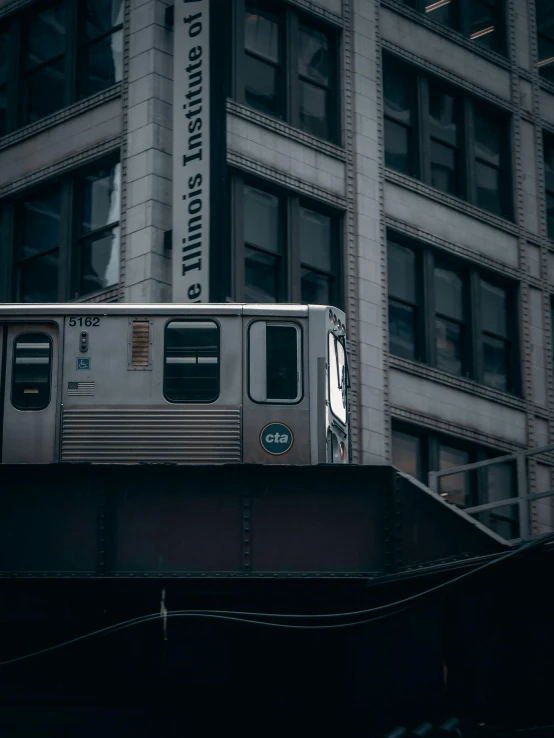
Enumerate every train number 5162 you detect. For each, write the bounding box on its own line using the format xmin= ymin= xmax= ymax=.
xmin=69 ymin=317 xmax=100 ymax=327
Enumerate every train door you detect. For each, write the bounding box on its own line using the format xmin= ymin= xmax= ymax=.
xmin=242 ymin=318 xmax=310 ymax=464
xmin=0 ymin=323 xmax=59 ymax=463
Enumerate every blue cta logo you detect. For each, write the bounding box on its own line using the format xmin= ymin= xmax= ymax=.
xmin=260 ymin=422 xmax=294 ymax=456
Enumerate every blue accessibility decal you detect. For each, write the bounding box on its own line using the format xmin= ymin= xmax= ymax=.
xmin=76 ymin=357 xmax=91 ymax=371
xmin=259 ymin=422 xmax=294 ymax=456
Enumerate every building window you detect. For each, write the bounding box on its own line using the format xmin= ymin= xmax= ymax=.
xmin=383 ymin=54 xmax=513 ymax=220
xmin=388 ymin=241 xmax=419 ymax=360
xmin=0 ymin=154 xmax=120 ymax=302
xmin=387 ymin=234 xmax=519 ymax=394
xmin=0 ymin=0 xmax=122 ymax=135
xmin=236 ymin=0 xmax=339 ymax=143
xmin=544 ymin=131 xmax=554 ymax=240
xmin=537 ymin=0 xmax=554 ymax=84
xmin=0 ymin=27 xmax=9 ymax=136
xmin=75 ymin=160 xmax=121 ymax=298
xmin=232 ymin=174 xmax=342 ymax=305
xmin=401 ymin=0 xmax=505 ymax=54
xmin=81 ymin=0 xmax=123 ymax=99
xmin=391 ymin=423 xmax=518 ymax=538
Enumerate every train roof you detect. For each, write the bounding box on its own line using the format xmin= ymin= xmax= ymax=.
xmin=0 ymin=303 xmax=344 ymax=318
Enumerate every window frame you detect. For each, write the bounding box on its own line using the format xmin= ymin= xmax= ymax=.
xmin=11 ymin=331 xmax=53 ymax=411
xmin=163 ymin=318 xmax=221 ymax=405
xmin=387 ymin=232 xmax=521 ymax=395
xmin=391 ymin=421 xmax=519 ymax=538
xmin=0 ymin=151 xmax=120 ymax=302
xmin=247 ymin=319 xmax=303 ymax=405
xmin=231 ymin=172 xmax=343 ymax=307
xmin=402 ymin=0 xmax=506 ymax=56
xmin=383 ymin=52 xmax=513 ymax=221
xmin=234 ymin=0 xmax=341 ymax=144
xmin=0 ymin=0 xmax=122 ymax=138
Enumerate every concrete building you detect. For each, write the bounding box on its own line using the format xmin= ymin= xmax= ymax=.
xmin=0 ymin=0 xmax=553 ymax=536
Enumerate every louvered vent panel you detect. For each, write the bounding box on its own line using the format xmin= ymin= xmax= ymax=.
xmin=62 ymin=408 xmax=242 ymax=463
xmin=131 ymin=321 xmax=150 ymax=367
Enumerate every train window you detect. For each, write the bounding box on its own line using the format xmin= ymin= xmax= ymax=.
xmin=328 ymin=332 xmax=347 ymax=424
xmin=164 ymin=320 xmax=220 ymax=403
xmin=249 ymin=322 xmax=302 ymax=403
xmin=11 ymin=333 xmax=53 ymax=411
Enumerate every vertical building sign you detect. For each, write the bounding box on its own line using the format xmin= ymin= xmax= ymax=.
xmin=172 ymin=1 xmax=210 ymax=302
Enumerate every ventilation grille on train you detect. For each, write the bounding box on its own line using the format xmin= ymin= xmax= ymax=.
xmin=67 ymin=382 xmax=95 ymax=396
xmin=130 ymin=321 xmax=150 ymax=368
xmin=61 ymin=408 xmax=241 ymax=463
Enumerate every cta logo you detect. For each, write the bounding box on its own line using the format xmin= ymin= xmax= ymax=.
xmin=260 ymin=422 xmax=294 ymax=456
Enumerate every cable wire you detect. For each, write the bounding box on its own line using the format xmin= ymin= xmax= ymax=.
xmin=2 ymin=531 xmax=552 ymax=667
xmin=0 ymin=606 xmax=411 ymax=666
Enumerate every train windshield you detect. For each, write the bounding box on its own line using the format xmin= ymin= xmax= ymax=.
xmin=329 ymin=332 xmax=347 ymax=424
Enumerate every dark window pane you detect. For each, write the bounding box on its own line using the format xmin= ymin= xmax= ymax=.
xmin=384 ymin=60 xmax=413 ymax=125
xmin=389 ymin=300 xmax=416 ymax=359
xmin=436 ymin=317 xmax=463 ymax=375
xmin=425 ymin=0 xmax=454 ymax=28
xmin=469 ymin=0 xmax=497 ymax=49
xmin=79 ymin=226 xmax=119 ymax=297
xmin=538 ymin=34 xmax=554 ymax=83
xmin=85 ymin=0 xmax=123 ymax=40
xmin=19 ymin=250 xmax=59 ymax=303
xmin=0 ymin=84 xmax=6 ymax=137
xmin=439 ymin=445 xmax=470 ymax=507
xmin=487 ymin=506 xmax=519 ymax=539
xmin=483 ymin=335 xmax=508 ymax=391
xmin=301 ymin=268 xmax=332 ymax=305
xmin=481 ymin=281 xmax=507 ymax=336
xmin=26 ymin=4 xmax=66 ymax=69
xmin=12 ymin=333 xmax=52 ymax=411
xmin=388 ymin=242 xmax=416 ymax=303
xmin=244 ymin=54 xmax=279 ymax=117
xmin=164 ymin=321 xmax=220 ymax=403
xmin=385 ymin=119 xmax=412 ymax=175
xmin=547 ymin=191 xmax=554 ymax=239
xmin=25 ymin=59 xmax=65 ymax=123
xmin=244 ymin=186 xmax=279 ymax=253
xmin=266 ymin=325 xmax=298 ymax=400
xmin=435 ymin=266 xmax=463 ymax=320
xmin=80 ymin=163 xmax=121 ymax=234
xmin=299 ymin=206 xmax=332 ymax=272
xmin=0 ymin=28 xmax=8 ymax=85
xmin=487 ymin=462 xmax=516 ymax=503
xmin=245 ymin=247 xmax=278 ymax=302
xmin=245 ymin=5 xmax=280 ymax=63
xmin=475 ymin=161 xmax=502 ymax=215
xmin=392 ymin=430 xmax=421 ymax=479
xmin=299 ymin=79 xmax=329 ymax=140
xmin=298 ymin=24 xmax=330 ymax=86
xmin=430 ymin=140 xmax=459 ymax=195
xmin=22 ymin=190 xmax=61 ymax=260
xmin=429 ymin=87 xmax=458 ymax=146
xmin=82 ymin=31 xmax=123 ymax=97
xmin=474 ymin=110 xmax=502 ymax=166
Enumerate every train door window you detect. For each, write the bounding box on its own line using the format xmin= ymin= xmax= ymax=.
xmin=328 ymin=332 xmax=347 ymax=424
xmin=249 ymin=322 xmax=302 ymax=403
xmin=164 ymin=320 xmax=220 ymax=403
xmin=11 ymin=333 xmax=53 ymax=410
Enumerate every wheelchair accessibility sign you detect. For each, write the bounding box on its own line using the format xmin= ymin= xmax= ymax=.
xmin=259 ymin=422 xmax=294 ymax=456
xmin=76 ymin=358 xmax=91 ymax=370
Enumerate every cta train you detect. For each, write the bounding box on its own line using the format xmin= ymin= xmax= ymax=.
xmin=0 ymin=303 xmax=349 ymax=465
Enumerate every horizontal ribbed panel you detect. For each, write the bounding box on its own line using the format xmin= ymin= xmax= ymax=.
xmin=62 ymin=408 xmax=241 ymax=463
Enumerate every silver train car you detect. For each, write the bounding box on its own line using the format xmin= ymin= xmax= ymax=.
xmin=0 ymin=303 xmax=349 ymax=465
